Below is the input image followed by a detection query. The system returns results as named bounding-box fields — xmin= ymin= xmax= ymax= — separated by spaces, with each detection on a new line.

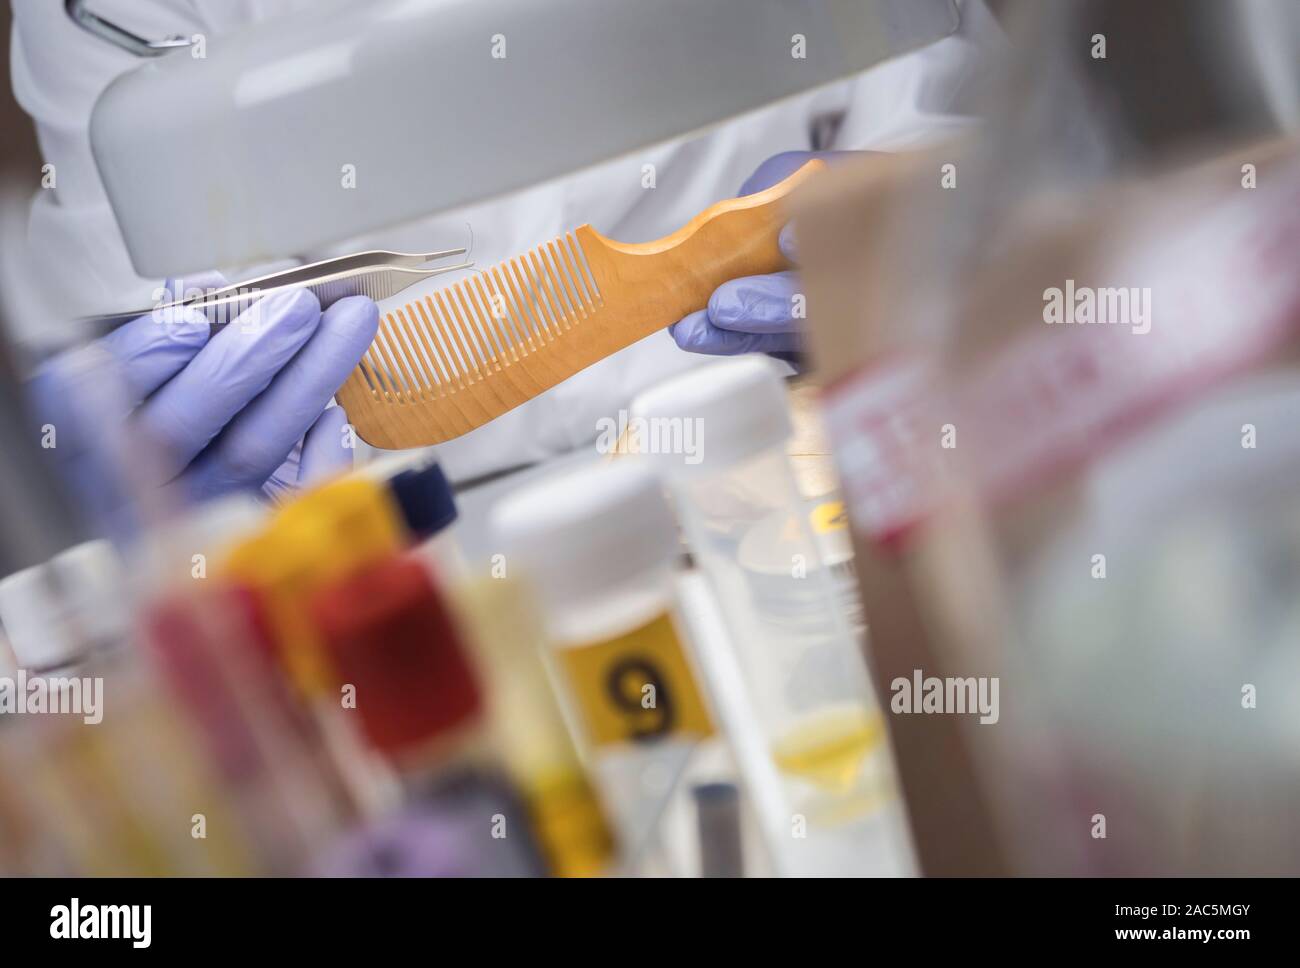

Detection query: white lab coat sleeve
xmin=4 ymin=0 xmax=318 ymax=335
xmin=832 ymin=0 xmax=1006 ymax=153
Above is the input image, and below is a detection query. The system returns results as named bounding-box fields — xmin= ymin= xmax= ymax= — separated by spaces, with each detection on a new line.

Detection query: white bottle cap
xmin=490 ymin=461 xmax=679 ymax=606
xmin=629 ymin=356 xmax=791 ymax=477
xmin=52 ymin=539 xmax=129 ymax=649
xmin=0 ymin=561 xmax=76 ymax=670
xmin=0 ymin=540 xmax=130 ymax=670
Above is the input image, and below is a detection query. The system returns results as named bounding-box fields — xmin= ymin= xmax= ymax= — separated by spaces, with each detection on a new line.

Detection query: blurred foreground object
xmin=795 ymin=0 xmax=1300 ymax=874
xmin=492 ymin=462 xmax=722 ymax=874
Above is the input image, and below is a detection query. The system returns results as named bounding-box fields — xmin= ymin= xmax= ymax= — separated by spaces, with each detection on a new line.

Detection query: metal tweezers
xmin=80 ymin=248 xmax=474 ymax=335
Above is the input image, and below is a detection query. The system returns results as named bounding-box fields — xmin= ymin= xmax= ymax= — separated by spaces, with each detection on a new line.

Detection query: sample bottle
xmin=222 ymin=476 xmax=412 ymax=819
xmin=385 ymin=460 xmax=465 ymax=576
xmin=631 ymin=357 xmax=902 ymax=875
xmin=224 ymin=476 xmax=407 ymax=698
xmin=358 ymin=454 xmax=464 ymax=574
xmin=311 ymin=554 xmax=545 ymax=876
xmin=0 ymin=540 xmax=128 ymax=673
xmin=490 ymin=461 xmax=721 ymax=869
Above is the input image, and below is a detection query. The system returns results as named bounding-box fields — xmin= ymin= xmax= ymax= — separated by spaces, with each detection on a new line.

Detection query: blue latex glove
xmin=668 ymin=150 xmax=852 ymax=361
xmin=33 ymin=272 xmax=378 ymax=514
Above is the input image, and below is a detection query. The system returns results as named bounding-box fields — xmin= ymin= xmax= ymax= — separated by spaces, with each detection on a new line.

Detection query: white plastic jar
xmin=490 ymin=460 xmax=722 ymax=870
xmin=631 ymin=357 xmax=905 ymax=874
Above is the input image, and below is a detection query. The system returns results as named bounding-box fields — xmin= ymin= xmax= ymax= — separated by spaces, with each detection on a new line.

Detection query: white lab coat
xmin=7 ymin=0 xmax=999 ymax=483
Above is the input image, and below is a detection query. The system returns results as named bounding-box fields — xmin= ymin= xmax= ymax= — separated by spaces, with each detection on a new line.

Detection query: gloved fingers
xmin=298 ymin=405 xmax=354 ymax=487
xmin=738 ymin=150 xmax=846 ymax=195
xmin=89 ymin=272 xmax=228 ymax=409
xmin=707 ymin=272 xmax=802 ymax=334
xmin=778 ymin=223 xmax=797 ymax=263
xmin=26 ymin=344 xmax=139 ymax=521
xmin=257 ymin=404 xmax=349 ymax=504
xmin=260 ymin=442 xmax=303 ymax=506
xmin=135 ymin=288 xmax=323 ymax=483
xmin=668 ymin=309 xmax=802 ymax=356
xmin=180 ymin=295 xmax=376 ymax=495
xmin=98 ymin=310 xmax=210 ymax=409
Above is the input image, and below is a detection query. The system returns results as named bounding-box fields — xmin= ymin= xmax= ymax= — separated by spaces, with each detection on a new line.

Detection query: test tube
xmin=140 ymin=583 xmax=353 ymax=873
xmin=693 ymin=782 xmax=745 ymax=878
xmin=453 ymin=574 xmax=618 ymax=876
xmin=631 ymin=357 xmax=904 ymax=875
xmin=8 ymin=661 xmax=257 ymax=875
xmin=490 ymin=461 xmax=722 ymax=870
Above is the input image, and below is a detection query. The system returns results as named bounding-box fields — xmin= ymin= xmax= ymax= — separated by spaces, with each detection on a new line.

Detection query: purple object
xmin=312 ymin=810 xmax=481 ymax=878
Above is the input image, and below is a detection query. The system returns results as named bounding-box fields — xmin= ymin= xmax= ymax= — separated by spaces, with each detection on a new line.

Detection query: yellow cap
xmin=278 ymin=476 xmax=406 ymax=572
xmin=222 ymin=476 xmax=407 ymax=695
xmin=223 ymin=519 xmax=336 ymax=695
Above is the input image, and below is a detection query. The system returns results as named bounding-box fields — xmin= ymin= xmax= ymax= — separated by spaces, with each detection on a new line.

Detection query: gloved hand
xmin=31 ymin=272 xmax=379 ymax=515
xmin=668 ymin=150 xmax=853 ymax=362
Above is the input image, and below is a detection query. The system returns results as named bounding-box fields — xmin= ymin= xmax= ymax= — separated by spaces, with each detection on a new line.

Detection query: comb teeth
xmin=356 ymin=232 xmax=604 ymax=400
xmin=341 ymin=159 xmax=818 ymax=449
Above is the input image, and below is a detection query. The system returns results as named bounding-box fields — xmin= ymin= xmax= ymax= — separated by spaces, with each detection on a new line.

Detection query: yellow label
xmin=810 ymin=499 xmax=849 ymax=535
xmin=558 ymin=613 xmax=714 ymax=748
xmin=526 ymin=768 xmax=617 ymax=878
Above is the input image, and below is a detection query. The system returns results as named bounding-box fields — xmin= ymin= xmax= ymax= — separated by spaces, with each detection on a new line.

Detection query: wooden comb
xmin=336 ymin=159 xmax=825 ymax=448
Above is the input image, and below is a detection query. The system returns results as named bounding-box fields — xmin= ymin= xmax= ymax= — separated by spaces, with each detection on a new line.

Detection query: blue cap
xmin=388 ymin=463 xmax=457 ymax=538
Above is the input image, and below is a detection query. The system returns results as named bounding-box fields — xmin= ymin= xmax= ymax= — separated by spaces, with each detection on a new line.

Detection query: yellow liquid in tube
xmin=771 ymin=705 xmax=885 ymax=794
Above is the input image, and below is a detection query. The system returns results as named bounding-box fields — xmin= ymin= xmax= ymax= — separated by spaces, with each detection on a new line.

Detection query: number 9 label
xmin=558 ymin=612 xmax=715 ymax=748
